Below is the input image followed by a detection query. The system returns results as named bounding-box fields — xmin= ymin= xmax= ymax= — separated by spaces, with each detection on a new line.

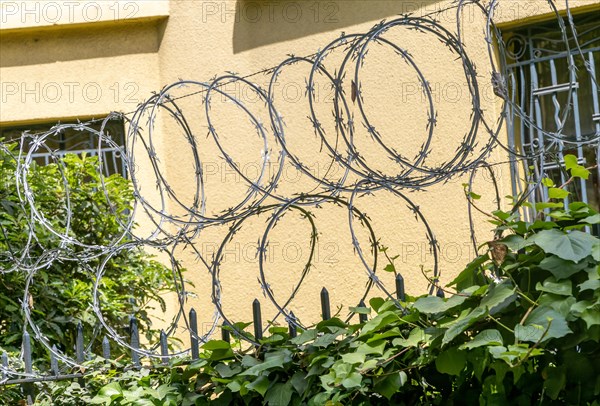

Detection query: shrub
xmin=2 ymin=150 xmax=598 ymax=405
xmin=26 ymin=158 xmax=600 ymax=405
xmin=0 ymin=141 xmax=177 ymax=364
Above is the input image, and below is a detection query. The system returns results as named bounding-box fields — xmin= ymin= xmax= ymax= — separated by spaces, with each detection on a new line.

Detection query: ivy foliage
xmin=0 ymin=142 xmax=178 ymax=363
xmin=2 ymin=154 xmax=599 ymax=405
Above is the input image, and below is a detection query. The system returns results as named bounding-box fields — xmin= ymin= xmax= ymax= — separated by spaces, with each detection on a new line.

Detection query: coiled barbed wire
xmin=1 ymin=0 xmax=598 ymax=380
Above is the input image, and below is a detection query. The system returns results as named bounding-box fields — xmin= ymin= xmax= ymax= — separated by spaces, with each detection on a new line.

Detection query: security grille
xmin=0 ymin=117 xmax=127 ymax=177
xmin=503 ymin=13 xmax=599 ymax=232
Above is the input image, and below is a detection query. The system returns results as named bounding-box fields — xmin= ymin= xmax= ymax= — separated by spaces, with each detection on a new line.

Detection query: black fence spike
xmin=22 ymin=331 xmax=35 ymax=402
xmin=221 ymin=324 xmax=230 ymax=343
xmin=358 ymin=300 xmax=368 ymax=323
xmin=396 ymin=273 xmax=406 ymax=301
xmin=160 ymin=330 xmax=169 ymax=366
xmin=189 ymin=308 xmax=199 ymax=360
xmin=252 ymin=299 xmax=263 ymax=340
xmin=76 ymin=322 xmax=84 ymax=364
xmin=102 ymin=336 xmax=111 ymax=360
xmin=436 ymin=288 xmax=445 ymax=298
xmin=23 ymin=331 xmax=32 ymax=374
xmin=288 ymin=312 xmax=297 ymax=338
xmin=129 ymin=317 xmax=141 ymax=368
xmin=320 ymin=287 xmax=331 ymax=321
xmin=2 ymin=351 xmax=9 ymax=381
xmin=50 ymin=345 xmax=59 ymax=376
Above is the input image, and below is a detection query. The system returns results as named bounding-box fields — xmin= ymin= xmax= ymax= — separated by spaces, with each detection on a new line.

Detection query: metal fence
xmin=1 ymin=278 xmax=418 ymax=404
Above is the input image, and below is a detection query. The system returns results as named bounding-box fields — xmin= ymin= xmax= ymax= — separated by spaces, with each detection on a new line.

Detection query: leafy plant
xmin=0 ymin=141 xmax=179 ymax=365
xmin=3 ymin=153 xmax=599 ymax=405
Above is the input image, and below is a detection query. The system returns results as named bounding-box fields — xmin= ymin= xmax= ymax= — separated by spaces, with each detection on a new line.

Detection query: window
xmin=502 ymin=13 xmax=599 ymax=234
xmin=0 ymin=117 xmax=127 ymax=177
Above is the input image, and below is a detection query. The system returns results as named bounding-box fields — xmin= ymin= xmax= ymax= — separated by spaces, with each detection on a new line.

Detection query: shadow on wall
xmin=0 ymin=18 xmax=167 ymax=68
xmin=232 ymin=0 xmax=446 ymax=53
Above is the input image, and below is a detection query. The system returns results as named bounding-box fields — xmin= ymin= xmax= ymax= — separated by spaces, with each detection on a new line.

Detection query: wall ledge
xmin=0 ymin=0 xmax=169 ymax=34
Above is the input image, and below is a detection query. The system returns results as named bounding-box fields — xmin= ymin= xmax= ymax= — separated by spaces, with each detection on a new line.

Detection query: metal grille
xmin=503 ymin=13 xmax=600 ymax=231
xmin=0 ymin=118 xmax=127 ymax=177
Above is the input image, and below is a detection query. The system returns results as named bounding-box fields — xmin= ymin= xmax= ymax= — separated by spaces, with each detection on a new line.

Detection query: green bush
xmin=0 ymin=142 xmax=178 ymax=365
xmin=20 ymin=156 xmax=599 ymax=405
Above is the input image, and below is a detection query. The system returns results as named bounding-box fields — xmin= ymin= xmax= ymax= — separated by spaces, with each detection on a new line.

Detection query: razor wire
xmin=1 ymin=0 xmax=599 ymax=380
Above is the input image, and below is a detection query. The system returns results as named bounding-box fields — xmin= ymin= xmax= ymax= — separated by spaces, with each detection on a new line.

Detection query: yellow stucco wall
xmin=1 ymin=0 xmax=598 ymax=344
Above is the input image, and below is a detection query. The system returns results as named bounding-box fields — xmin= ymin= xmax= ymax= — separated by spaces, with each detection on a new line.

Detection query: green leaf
xmin=500 ymin=235 xmax=534 ymax=251
xmin=531 ymin=229 xmax=597 ymax=262
xmin=290 ymin=329 xmax=317 ymax=345
xmin=313 ymin=333 xmax=342 ymax=348
xmin=579 ymin=279 xmax=600 ymax=292
xmin=341 ymin=372 xmax=363 ymax=389
xmin=541 ymin=177 xmax=555 ymax=187
xmin=592 ymin=241 xmax=600 ymax=261
xmin=580 ymin=214 xmax=600 ymax=225
xmin=241 ymin=355 xmax=261 ymax=367
xmin=374 ymin=371 xmax=407 ymax=400
xmin=341 ymin=352 xmax=366 ymax=365
xmin=536 ymin=277 xmax=572 ymax=296
xmin=443 ymin=306 xmax=487 ymax=345
xmin=247 ymin=376 xmax=270 ymax=396
xmin=539 ymin=256 xmax=587 ymax=280
xmin=264 ymin=382 xmax=293 ymax=406
xmin=436 ymin=348 xmax=466 ymax=375
xmin=366 ymin=328 xmax=402 ymax=344
xmin=538 ymin=294 xmax=576 ymax=317
xmin=259 ymin=334 xmax=286 ymax=346
xmin=90 ymin=382 xmax=123 ymax=404
xmin=581 ymin=310 xmax=600 ymax=329
xmin=356 ymin=341 xmax=386 ymax=356
xmin=393 ymin=328 xmax=426 ymax=348
xmin=226 ymin=380 xmax=242 ymax=392
xmin=240 ymin=353 xmax=286 ymax=376
xmin=201 ymin=340 xmax=230 ymax=351
xmin=564 ymin=154 xmax=590 ymax=179
xmin=535 ymin=202 xmax=564 ymax=211
xmin=369 ymin=297 xmax=385 ymax=311
xmin=156 ymin=384 xmax=176 ymax=400
xmin=548 ymin=188 xmax=569 ymax=199
xmin=349 ymin=306 xmax=371 ymax=315
xmin=290 ymin=371 xmax=308 ymax=396
xmin=460 ymin=329 xmax=503 ymax=349
xmin=515 ymin=306 xmax=572 ymax=343
xmin=384 ymin=263 xmax=396 ymax=273
xmin=564 ymin=154 xmax=578 ymax=169
xmin=514 ymin=325 xmax=542 ymax=343
xmin=215 ymin=363 xmax=241 ymax=378
xmin=359 ymin=311 xmax=399 ymax=337
xmin=316 ymin=318 xmax=347 ymax=331
xmin=447 ymin=254 xmax=489 ymax=290
xmin=480 ymin=282 xmax=516 ymax=314
xmin=570 ymin=300 xmax=595 ymax=316
xmin=413 ymin=295 xmax=467 ymax=315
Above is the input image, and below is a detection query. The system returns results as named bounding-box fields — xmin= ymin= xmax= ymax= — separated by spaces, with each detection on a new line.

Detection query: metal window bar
xmin=0 ymin=119 xmax=127 ymax=178
xmin=504 ymin=17 xmax=600 ymax=234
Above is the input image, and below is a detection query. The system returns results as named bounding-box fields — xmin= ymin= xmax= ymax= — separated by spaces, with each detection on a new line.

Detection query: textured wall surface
xmin=1 ymin=0 xmax=598 ymax=341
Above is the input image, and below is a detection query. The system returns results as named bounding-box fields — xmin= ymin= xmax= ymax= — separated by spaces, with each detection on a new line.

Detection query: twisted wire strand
xmin=1 ymin=0 xmax=598 ymax=379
